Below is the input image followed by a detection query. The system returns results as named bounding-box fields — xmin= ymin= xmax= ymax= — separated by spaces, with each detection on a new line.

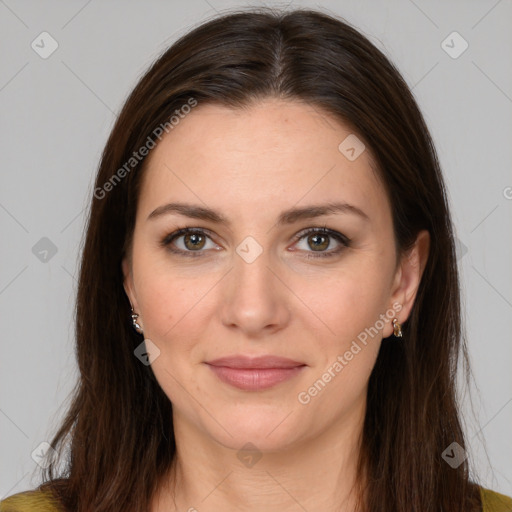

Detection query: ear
xmin=384 ymin=229 xmax=430 ymax=337
xmin=122 ymin=256 xmax=139 ymax=312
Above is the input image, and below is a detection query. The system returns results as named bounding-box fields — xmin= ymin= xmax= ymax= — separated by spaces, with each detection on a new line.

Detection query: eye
xmin=291 ymin=227 xmax=350 ymax=259
xmin=160 ymin=226 xmax=351 ymax=259
xmin=160 ymin=227 xmax=220 ymax=257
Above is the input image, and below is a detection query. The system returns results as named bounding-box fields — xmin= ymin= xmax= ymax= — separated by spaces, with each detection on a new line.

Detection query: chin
xmin=204 ymin=406 xmax=304 ymax=452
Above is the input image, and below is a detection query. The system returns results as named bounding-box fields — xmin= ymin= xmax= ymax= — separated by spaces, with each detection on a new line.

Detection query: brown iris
xmin=308 ymin=233 xmax=329 ymax=251
xmin=184 ymin=233 xmax=206 ymax=251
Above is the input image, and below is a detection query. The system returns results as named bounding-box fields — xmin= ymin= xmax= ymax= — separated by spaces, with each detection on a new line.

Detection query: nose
xmin=220 ymin=248 xmax=292 ymax=339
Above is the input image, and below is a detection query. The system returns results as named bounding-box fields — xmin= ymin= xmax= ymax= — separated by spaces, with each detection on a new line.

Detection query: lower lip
xmin=206 ymin=364 xmax=305 ymax=391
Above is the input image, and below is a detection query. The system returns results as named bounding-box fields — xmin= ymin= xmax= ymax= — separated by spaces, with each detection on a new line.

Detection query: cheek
xmin=296 ymin=268 xmax=389 ymax=410
xmin=132 ymin=242 xmax=213 ymax=340
xmin=137 ymin=277 xmax=200 ymax=344
xmin=137 ymin=279 xmax=176 ymax=338
xmin=297 ymin=263 xmax=390 ymax=343
xmin=135 ymin=272 xmax=208 ymax=403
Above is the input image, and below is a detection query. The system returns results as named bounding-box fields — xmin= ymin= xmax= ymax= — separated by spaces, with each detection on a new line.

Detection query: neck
xmin=152 ymin=398 xmax=367 ymax=512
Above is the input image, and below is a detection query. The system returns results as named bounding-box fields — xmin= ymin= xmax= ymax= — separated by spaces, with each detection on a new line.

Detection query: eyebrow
xmin=147 ymin=201 xmax=369 ymax=226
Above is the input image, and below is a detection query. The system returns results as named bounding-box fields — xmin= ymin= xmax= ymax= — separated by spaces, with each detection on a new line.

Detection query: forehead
xmin=137 ymin=99 xmax=390 ymax=227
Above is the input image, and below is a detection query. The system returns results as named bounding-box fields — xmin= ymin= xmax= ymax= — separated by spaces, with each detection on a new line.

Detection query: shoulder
xmin=0 ymin=489 xmax=63 ymax=512
xmin=480 ymin=486 xmax=512 ymax=512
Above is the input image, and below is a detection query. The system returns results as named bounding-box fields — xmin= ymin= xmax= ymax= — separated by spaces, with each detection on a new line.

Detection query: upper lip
xmin=205 ymin=355 xmax=305 ymax=369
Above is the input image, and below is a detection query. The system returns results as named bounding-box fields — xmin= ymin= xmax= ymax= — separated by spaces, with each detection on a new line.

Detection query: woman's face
xmin=123 ymin=98 xmax=426 ymax=452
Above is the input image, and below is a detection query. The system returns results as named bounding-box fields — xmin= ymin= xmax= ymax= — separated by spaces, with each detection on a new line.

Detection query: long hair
xmin=38 ymin=7 xmax=483 ymax=511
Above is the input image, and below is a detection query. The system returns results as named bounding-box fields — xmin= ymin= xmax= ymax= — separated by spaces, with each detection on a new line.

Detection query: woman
xmin=1 ymin=7 xmax=510 ymax=512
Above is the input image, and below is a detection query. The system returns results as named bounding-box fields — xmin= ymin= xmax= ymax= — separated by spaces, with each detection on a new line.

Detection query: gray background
xmin=1 ymin=0 xmax=511 ymax=499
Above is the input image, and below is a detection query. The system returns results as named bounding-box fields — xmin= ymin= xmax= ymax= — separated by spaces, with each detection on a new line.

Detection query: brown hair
xmin=37 ymin=7 xmax=483 ymax=511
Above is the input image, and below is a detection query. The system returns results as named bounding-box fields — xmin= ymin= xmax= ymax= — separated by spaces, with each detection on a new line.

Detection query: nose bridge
xmin=220 ymin=237 xmax=290 ymax=334
xmin=231 ymin=242 xmax=276 ymax=303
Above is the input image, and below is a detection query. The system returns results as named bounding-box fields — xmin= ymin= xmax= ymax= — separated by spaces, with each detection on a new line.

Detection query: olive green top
xmin=1 ymin=485 xmax=511 ymax=511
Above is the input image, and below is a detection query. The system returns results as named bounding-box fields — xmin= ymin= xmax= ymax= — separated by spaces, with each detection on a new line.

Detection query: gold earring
xmin=392 ymin=318 xmax=402 ymax=337
xmin=131 ymin=306 xmax=143 ymax=334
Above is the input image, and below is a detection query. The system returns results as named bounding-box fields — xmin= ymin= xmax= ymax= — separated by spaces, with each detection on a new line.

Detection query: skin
xmin=122 ymin=98 xmax=430 ymax=512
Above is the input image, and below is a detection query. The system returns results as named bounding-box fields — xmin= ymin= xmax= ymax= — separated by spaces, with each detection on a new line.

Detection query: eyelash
xmin=159 ymin=226 xmax=351 ymax=259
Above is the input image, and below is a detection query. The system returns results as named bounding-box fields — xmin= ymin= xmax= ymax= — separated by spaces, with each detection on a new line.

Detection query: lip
xmin=205 ymin=355 xmax=306 ymax=391
xmin=206 ymin=355 xmax=305 ymax=369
